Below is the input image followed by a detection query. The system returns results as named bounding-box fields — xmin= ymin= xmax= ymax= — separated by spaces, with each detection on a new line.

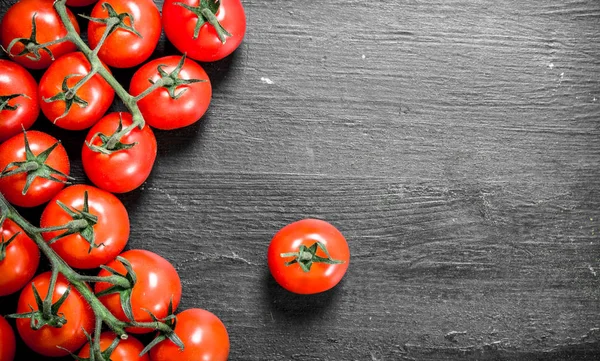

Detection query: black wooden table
xmin=1 ymin=0 xmax=600 ymax=360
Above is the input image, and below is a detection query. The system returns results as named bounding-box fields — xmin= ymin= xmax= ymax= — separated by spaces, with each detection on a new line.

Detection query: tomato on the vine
xmin=0 ymin=315 xmax=16 ymax=361
xmin=0 ymin=60 xmax=39 ymax=143
xmin=39 ymin=52 xmax=114 ymax=130
xmin=129 ymin=55 xmax=212 ymax=130
xmin=162 ymin=0 xmax=246 ymax=62
xmin=40 ymin=184 xmax=130 ymax=269
xmin=78 ymin=331 xmax=149 ymax=361
xmin=95 ymin=249 xmax=181 ymax=334
xmin=0 ymin=0 xmax=80 ymax=69
xmin=150 ymin=308 xmax=229 ymax=361
xmin=16 ymin=272 xmax=95 ymax=357
xmin=267 ymin=219 xmax=350 ymax=294
xmin=0 ymin=131 xmax=71 ymax=208
xmin=0 ymin=219 xmax=39 ymax=297
xmin=82 ymin=112 xmax=157 ymax=193
xmin=87 ymin=0 xmax=161 ymax=68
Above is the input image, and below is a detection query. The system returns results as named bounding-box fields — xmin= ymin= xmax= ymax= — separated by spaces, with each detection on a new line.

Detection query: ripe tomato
xmin=87 ymin=0 xmax=161 ymax=68
xmin=0 ymin=131 xmax=70 ymax=208
xmin=39 ymin=52 xmax=114 ymax=130
xmin=40 ymin=184 xmax=129 ymax=269
xmin=82 ymin=112 xmax=157 ymax=193
xmin=0 ymin=0 xmax=80 ymax=69
xmin=268 ymin=219 xmax=350 ymax=294
xmin=129 ymin=56 xmax=212 ymax=130
xmin=162 ymin=0 xmax=246 ymax=62
xmin=95 ymin=249 xmax=181 ymax=334
xmin=0 ymin=60 xmax=39 ymax=143
xmin=16 ymin=272 xmax=94 ymax=357
xmin=78 ymin=331 xmax=149 ymax=361
xmin=150 ymin=308 xmax=229 ymax=361
xmin=0 ymin=315 xmax=16 ymax=361
xmin=0 ymin=219 xmax=39 ymax=297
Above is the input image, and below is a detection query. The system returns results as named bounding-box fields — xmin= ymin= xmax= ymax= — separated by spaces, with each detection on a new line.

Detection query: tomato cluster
xmin=0 ymin=0 xmax=350 ymax=360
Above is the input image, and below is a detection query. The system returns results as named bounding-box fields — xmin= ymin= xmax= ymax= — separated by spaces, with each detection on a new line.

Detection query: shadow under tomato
xmin=262 ymin=268 xmax=342 ymax=325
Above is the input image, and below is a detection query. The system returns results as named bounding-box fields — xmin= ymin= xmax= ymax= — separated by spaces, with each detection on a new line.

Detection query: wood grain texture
xmin=1 ymin=0 xmax=599 ymax=360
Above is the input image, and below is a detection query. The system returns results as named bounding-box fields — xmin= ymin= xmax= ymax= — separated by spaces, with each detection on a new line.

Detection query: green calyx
xmin=0 ymin=93 xmax=29 ymax=112
xmin=85 ymin=114 xmax=137 ymax=155
xmin=80 ymin=2 xmax=142 ymax=41
xmin=6 ymin=282 xmax=71 ymax=329
xmin=95 ymin=256 xmax=137 ymax=323
xmin=2 ymin=13 xmax=55 ymax=61
xmin=175 ymin=0 xmax=231 ymax=43
xmin=139 ymin=299 xmax=184 ymax=356
xmin=0 ymin=231 xmax=19 ymax=262
xmin=43 ymin=191 xmax=100 ymax=253
xmin=64 ymin=330 xmax=120 ymax=361
xmin=150 ymin=54 xmax=205 ymax=100
xmin=0 ymin=130 xmax=72 ymax=195
xmin=280 ymin=241 xmax=345 ymax=272
xmin=43 ymin=74 xmax=90 ymax=121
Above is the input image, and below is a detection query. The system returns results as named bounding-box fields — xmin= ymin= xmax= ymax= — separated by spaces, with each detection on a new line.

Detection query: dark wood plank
xmin=1 ymin=0 xmax=599 ymax=360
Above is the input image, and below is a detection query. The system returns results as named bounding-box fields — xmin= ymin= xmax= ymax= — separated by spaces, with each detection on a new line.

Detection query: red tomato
xmin=150 ymin=308 xmax=229 ymax=361
xmin=40 ymin=184 xmax=129 ymax=269
xmin=16 ymin=272 xmax=95 ymax=357
xmin=0 ymin=219 xmax=39 ymax=297
xmin=129 ymin=55 xmax=212 ymax=130
xmin=66 ymin=0 xmax=99 ymax=7
xmin=39 ymin=52 xmax=114 ymax=130
xmin=95 ymin=249 xmax=182 ymax=334
xmin=162 ymin=0 xmax=246 ymax=62
xmin=0 ymin=131 xmax=70 ymax=208
xmin=267 ymin=219 xmax=350 ymax=294
xmin=82 ymin=112 xmax=157 ymax=193
xmin=0 ymin=315 xmax=16 ymax=361
xmin=0 ymin=60 xmax=39 ymax=143
xmin=0 ymin=0 xmax=80 ymax=69
xmin=78 ymin=331 xmax=149 ymax=361
xmin=87 ymin=0 xmax=161 ymax=68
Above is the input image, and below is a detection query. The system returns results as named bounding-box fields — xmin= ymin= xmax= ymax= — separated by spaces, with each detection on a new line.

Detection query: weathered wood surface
xmin=1 ymin=0 xmax=599 ymax=360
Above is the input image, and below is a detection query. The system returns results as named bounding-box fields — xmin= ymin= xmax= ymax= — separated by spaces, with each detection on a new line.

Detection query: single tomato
xmin=39 ymin=52 xmax=114 ymax=130
xmin=87 ymin=0 xmax=161 ymax=68
xmin=40 ymin=184 xmax=129 ymax=269
xmin=78 ymin=331 xmax=149 ymax=361
xmin=0 ymin=219 xmax=39 ymax=297
xmin=267 ymin=219 xmax=350 ymax=294
xmin=95 ymin=249 xmax=181 ymax=334
xmin=0 ymin=59 xmax=39 ymax=142
xmin=0 ymin=315 xmax=16 ymax=361
xmin=0 ymin=0 xmax=80 ymax=69
xmin=162 ymin=0 xmax=246 ymax=62
xmin=129 ymin=55 xmax=212 ymax=130
xmin=150 ymin=308 xmax=229 ymax=361
xmin=82 ymin=112 xmax=157 ymax=193
xmin=16 ymin=272 xmax=94 ymax=357
xmin=0 ymin=130 xmax=70 ymax=208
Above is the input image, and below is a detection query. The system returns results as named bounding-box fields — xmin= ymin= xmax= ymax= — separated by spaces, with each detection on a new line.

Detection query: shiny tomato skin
xmin=150 ymin=308 xmax=229 ymax=361
xmin=162 ymin=0 xmax=246 ymax=62
xmin=0 ymin=131 xmax=70 ymax=208
xmin=39 ymin=52 xmax=114 ymax=130
xmin=82 ymin=112 xmax=157 ymax=193
xmin=78 ymin=331 xmax=149 ymax=361
xmin=95 ymin=249 xmax=182 ymax=334
xmin=16 ymin=272 xmax=95 ymax=357
xmin=129 ymin=56 xmax=212 ymax=130
xmin=0 ymin=219 xmax=40 ymax=297
xmin=0 ymin=315 xmax=16 ymax=361
xmin=88 ymin=0 xmax=161 ymax=68
xmin=0 ymin=0 xmax=80 ymax=69
xmin=268 ymin=219 xmax=350 ymax=294
xmin=0 ymin=60 xmax=39 ymax=142
xmin=40 ymin=184 xmax=130 ymax=269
